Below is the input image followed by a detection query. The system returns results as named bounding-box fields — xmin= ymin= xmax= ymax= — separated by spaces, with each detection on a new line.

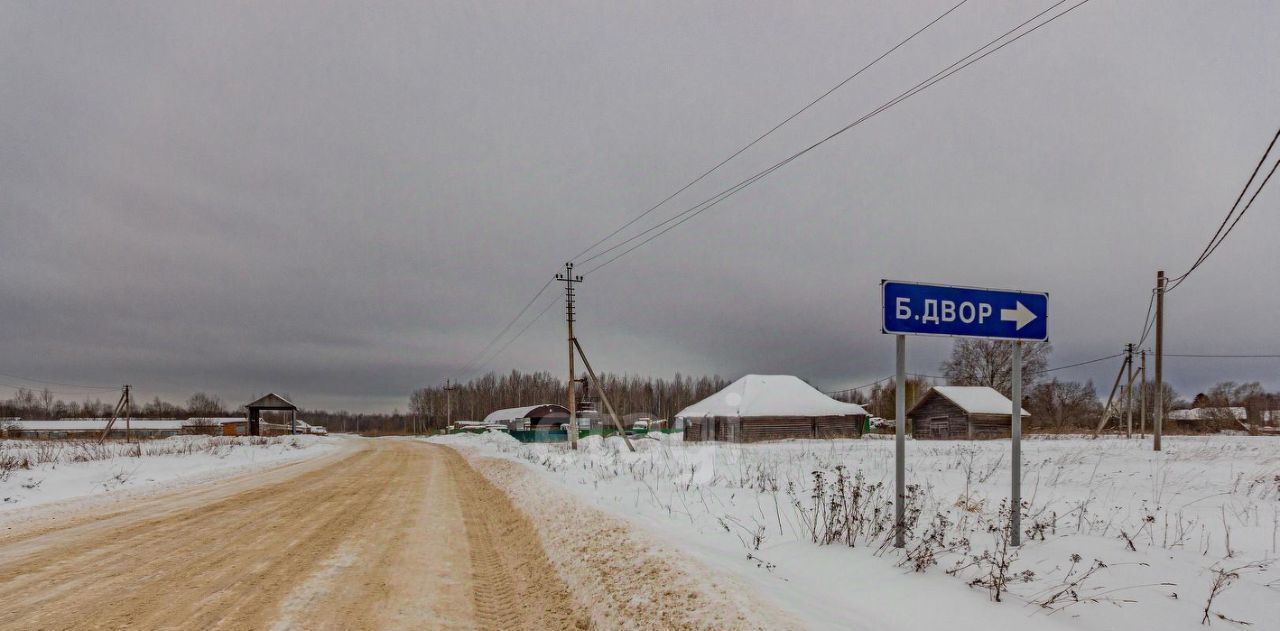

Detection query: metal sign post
xmin=894 ymin=334 xmax=906 ymax=548
xmin=1010 ymin=342 xmax=1022 ymax=546
xmin=881 ymin=280 xmax=1047 ymax=548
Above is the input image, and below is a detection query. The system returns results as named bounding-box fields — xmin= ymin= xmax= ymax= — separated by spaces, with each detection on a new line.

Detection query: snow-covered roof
xmin=186 ymin=417 xmax=246 ymax=424
xmin=1167 ymin=407 xmax=1247 ymax=421
xmin=246 ymin=392 xmax=296 ymax=409
xmin=9 ymin=419 xmax=188 ymax=430
xmin=915 ymin=386 xmax=1029 ymax=416
xmin=675 ymin=375 xmax=867 ymax=419
xmin=482 ymin=404 xmax=569 ymax=424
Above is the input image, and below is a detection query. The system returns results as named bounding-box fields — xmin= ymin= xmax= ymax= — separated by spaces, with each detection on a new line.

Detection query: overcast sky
xmin=2 ymin=1 xmax=1278 ymax=413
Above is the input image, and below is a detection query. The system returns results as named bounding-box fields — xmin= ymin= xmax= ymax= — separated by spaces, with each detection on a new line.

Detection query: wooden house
xmin=677 ymin=375 xmax=867 ymax=443
xmin=907 ymin=386 xmax=1029 ymax=440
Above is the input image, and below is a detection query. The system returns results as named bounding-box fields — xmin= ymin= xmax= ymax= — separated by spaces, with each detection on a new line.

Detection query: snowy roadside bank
xmin=431 ymin=432 xmax=1280 ymax=631
xmin=0 ymin=435 xmax=343 ymax=523
xmin=431 ymin=435 xmax=802 ymax=631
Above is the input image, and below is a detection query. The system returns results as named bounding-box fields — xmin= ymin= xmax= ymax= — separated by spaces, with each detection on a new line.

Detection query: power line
xmin=455 ymin=278 xmax=555 ymax=379
xmin=1167 ymin=125 xmax=1280 ymax=293
xmin=824 ymin=349 xmax=1124 ymax=396
xmin=825 ymin=376 xmax=893 ymax=396
xmin=456 ymin=0 xmax=1097 ymax=379
xmin=1136 ymin=288 xmax=1156 ymax=348
xmin=0 ymin=371 xmax=118 ymax=391
xmin=1035 ymin=353 xmax=1123 ymax=375
xmin=570 ymin=0 xmax=973 ymax=263
xmin=579 ymin=0 xmax=1077 ymax=272
xmin=580 ymin=0 xmax=1093 ymax=275
xmin=0 ymin=382 xmax=118 ymax=397
xmin=1164 ymin=353 xmax=1280 ymax=358
xmin=463 ymin=295 xmax=564 ymax=381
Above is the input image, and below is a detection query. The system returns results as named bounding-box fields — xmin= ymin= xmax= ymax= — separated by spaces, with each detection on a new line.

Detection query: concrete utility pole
xmin=557 ymin=263 xmax=583 ymax=450
xmin=1140 ymin=349 xmax=1147 ymax=438
xmin=1154 ymin=271 xmax=1166 ymax=451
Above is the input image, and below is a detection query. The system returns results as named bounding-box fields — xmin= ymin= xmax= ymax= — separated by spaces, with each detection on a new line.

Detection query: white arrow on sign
xmin=1000 ymin=301 xmax=1037 ymax=330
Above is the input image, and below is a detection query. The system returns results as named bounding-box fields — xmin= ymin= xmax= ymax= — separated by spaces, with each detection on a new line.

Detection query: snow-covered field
xmin=0 ymin=435 xmax=339 ymax=519
xmin=434 ymin=432 xmax=1280 ymax=631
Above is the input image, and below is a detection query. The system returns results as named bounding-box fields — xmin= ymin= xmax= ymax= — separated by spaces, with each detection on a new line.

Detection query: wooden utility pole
xmin=1154 ymin=271 xmax=1166 ymax=451
xmin=573 ymin=338 xmax=635 ymax=452
xmin=1093 ymin=354 xmax=1131 ymax=435
xmin=96 ymin=385 xmax=131 ymax=444
xmin=557 ymin=263 xmax=582 ymax=450
xmin=124 ymin=385 xmax=131 ymax=443
xmin=1124 ymin=343 xmax=1134 ymax=438
xmin=1140 ymin=349 xmax=1147 ymax=438
xmin=444 ymin=380 xmax=458 ymax=429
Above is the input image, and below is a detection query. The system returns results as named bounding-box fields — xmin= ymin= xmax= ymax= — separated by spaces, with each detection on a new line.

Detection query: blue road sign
xmin=881 ymin=280 xmax=1048 ymax=341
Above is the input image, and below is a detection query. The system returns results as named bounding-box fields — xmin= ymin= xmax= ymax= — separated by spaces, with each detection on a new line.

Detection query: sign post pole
xmin=1010 ymin=341 xmax=1022 ymax=547
xmin=881 ymin=280 xmax=1047 ymax=551
xmin=894 ymin=334 xmax=906 ymax=549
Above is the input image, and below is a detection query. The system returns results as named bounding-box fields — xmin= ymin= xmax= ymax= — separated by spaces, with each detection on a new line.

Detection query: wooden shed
xmin=907 ymin=386 xmax=1029 ymax=440
xmin=677 ymin=375 xmax=867 ymax=443
xmin=245 ymin=393 xmax=299 ymax=436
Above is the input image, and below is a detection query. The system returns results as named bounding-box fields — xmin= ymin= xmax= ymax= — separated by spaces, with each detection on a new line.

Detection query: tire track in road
xmin=440 ymin=444 xmax=589 ymax=631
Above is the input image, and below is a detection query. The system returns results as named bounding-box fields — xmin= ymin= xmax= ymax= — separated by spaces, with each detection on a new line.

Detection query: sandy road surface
xmin=0 ymin=439 xmax=586 ymax=630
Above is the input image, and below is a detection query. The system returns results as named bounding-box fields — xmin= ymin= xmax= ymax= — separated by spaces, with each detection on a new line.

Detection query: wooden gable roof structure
xmin=244 ymin=392 xmax=298 ymax=436
xmin=907 ymin=386 xmax=1028 ymax=440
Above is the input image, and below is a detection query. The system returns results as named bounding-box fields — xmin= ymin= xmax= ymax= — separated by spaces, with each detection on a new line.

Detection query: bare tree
xmin=1027 ymin=379 xmax=1100 ymax=432
xmin=940 ymin=339 xmax=1052 ymax=397
xmin=186 ymin=392 xmax=227 ymax=417
xmin=40 ymin=387 xmax=55 ymax=419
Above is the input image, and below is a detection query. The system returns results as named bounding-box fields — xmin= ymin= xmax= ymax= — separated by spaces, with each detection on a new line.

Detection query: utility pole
xmin=1154 ymin=271 xmax=1166 ymax=451
xmin=97 ymin=385 xmax=131 ymax=445
xmin=1140 ymin=349 xmax=1147 ymax=438
xmin=573 ymin=339 xmax=635 ymax=452
xmin=1125 ymin=343 xmax=1134 ymax=438
xmin=557 ymin=263 xmax=583 ymax=450
xmin=444 ymin=380 xmax=458 ymax=429
xmin=1093 ymin=353 xmax=1131 ymax=435
xmin=124 ymin=385 xmax=132 ymax=444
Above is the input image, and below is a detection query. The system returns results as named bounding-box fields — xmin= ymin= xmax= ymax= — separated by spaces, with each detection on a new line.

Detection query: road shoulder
xmin=440 ymin=442 xmax=803 ymax=630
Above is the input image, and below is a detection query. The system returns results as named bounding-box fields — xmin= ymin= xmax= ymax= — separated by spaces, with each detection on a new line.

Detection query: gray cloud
xmin=3 ymin=1 xmax=1278 ymax=412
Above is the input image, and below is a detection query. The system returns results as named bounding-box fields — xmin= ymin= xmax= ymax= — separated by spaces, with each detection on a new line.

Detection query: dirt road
xmin=0 ymin=439 xmax=587 ymax=630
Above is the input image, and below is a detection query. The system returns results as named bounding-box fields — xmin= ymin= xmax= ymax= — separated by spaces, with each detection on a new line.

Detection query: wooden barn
xmin=907 ymin=386 xmax=1029 ymax=440
xmin=677 ymin=375 xmax=867 ymax=443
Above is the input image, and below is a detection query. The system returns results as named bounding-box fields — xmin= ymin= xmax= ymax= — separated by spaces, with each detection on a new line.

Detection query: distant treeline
xmin=6 ymin=355 xmax=1273 ymax=437
xmin=0 ymin=388 xmax=231 ymax=420
xmin=408 ymin=370 xmax=733 ymax=432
